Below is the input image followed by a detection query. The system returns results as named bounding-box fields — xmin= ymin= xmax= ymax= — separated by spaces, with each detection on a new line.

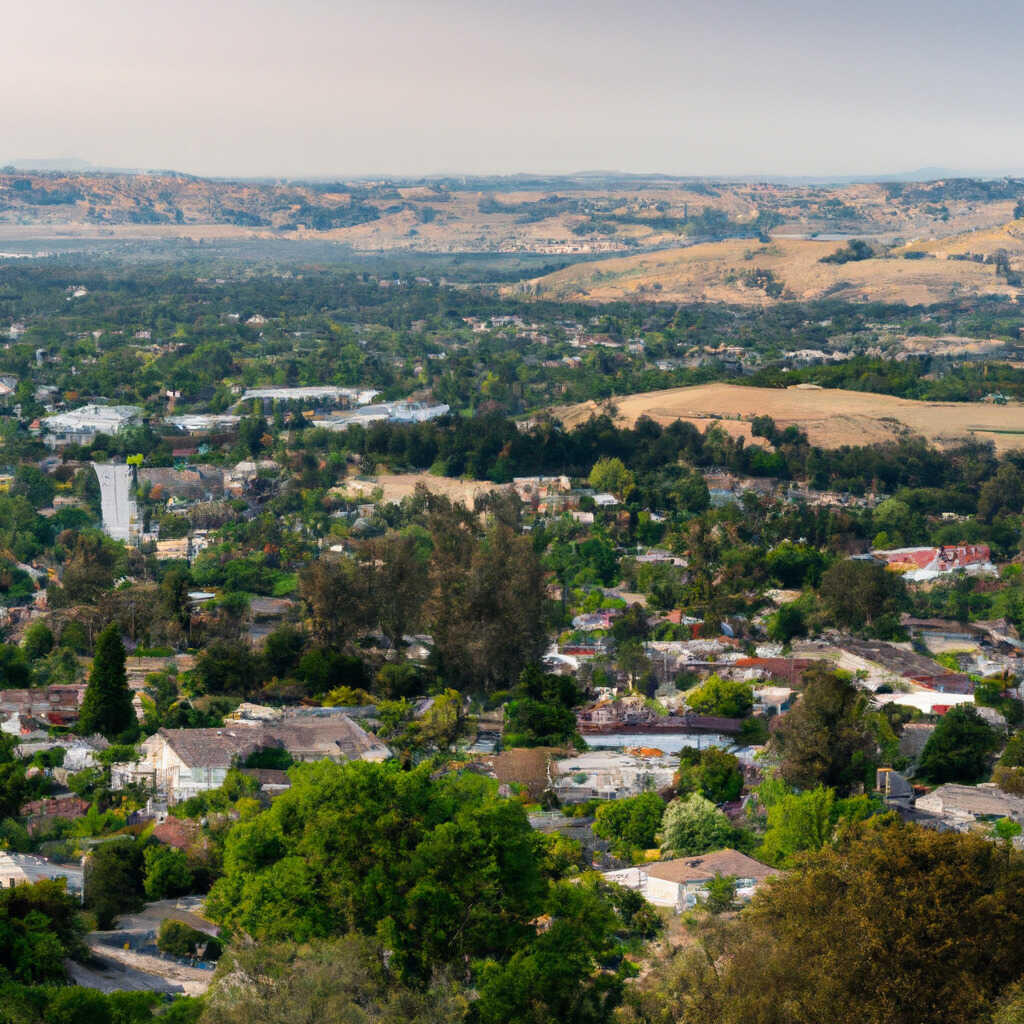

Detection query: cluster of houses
xmin=32 ymin=386 xmax=448 ymax=451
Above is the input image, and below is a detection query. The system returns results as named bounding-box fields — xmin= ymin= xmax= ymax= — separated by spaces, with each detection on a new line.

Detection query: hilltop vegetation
xmin=2 ymin=171 xmax=1023 ymax=257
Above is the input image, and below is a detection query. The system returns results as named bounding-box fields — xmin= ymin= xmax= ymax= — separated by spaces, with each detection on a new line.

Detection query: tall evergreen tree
xmin=78 ymin=623 xmax=134 ymax=738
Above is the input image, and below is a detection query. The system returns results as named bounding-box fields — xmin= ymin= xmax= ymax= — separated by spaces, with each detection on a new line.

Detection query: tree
xmin=84 ymin=838 xmax=145 ymax=929
xmin=429 ymin=517 xmax=546 ymax=692
xmin=193 ymin=638 xmax=259 ymax=695
xmin=589 ymin=457 xmax=635 ymax=501
xmin=768 ymin=600 xmax=807 ymax=643
xmin=202 ymin=935 xmax=468 ymax=1024
xmin=819 ymin=558 xmax=906 ymax=631
xmin=918 ymin=705 xmax=999 ymax=784
xmin=143 ymin=845 xmax=194 ymax=901
xmin=299 ymin=557 xmax=369 ymax=649
xmin=0 ymin=878 xmax=86 ymax=983
xmin=701 ymin=872 xmax=737 ymax=914
xmin=695 ymin=747 xmax=744 ymax=803
xmin=759 ymin=786 xmax=835 ymax=865
xmin=0 ymin=644 xmax=31 ymax=687
xmin=623 ymin=823 xmax=1024 ymax=1024
xmin=593 ymin=793 xmax=665 ymax=857
xmin=78 ymin=623 xmax=135 ymax=739
xmin=771 ymin=668 xmax=876 ymax=795
xmin=362 ymin=533 xmax=430 ymax=650
xmin=685 ymin=674 xmax=753 ymax=718
xmin=21 ymin=621 xmax=53 ymax=661
xmin=205 ymin=761 xmax=546 ymax=981
xmin=661 ymin=794 xmax=736 ymax=856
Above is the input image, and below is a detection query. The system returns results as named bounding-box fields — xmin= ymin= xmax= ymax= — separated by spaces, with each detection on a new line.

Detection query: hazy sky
xmin=4 ymin=0 xmax=1023 ymax=179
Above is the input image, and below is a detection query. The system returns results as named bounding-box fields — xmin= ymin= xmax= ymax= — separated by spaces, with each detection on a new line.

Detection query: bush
xmin=157 ymin=918 xmax=221 ymax=960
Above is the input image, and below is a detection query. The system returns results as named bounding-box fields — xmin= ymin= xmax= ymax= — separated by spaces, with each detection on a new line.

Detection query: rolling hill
xmin=552 ymin=382 xmax=1024 ymax=452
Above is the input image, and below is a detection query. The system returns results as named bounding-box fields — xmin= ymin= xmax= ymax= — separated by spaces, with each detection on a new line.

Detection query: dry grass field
xmin=553 ymin=382 xmax=1024 ymax=452
xmin=527 ymin=235 xmax=1022 ymax=306
xmin=335 ymin=472 xmax=507 ymax=505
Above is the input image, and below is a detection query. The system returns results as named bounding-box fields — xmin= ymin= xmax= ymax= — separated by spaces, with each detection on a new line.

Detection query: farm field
xmin=552 ymin=382 xmax=1024 ymax=451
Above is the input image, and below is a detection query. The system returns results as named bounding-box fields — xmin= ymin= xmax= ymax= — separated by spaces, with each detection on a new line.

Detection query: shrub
xmin=157 ymin=919 xmax=221 ymax=960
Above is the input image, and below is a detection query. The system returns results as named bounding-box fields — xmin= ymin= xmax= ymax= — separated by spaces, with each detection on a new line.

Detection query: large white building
xmin=42 ymin=404 xmax=142 ymax=448
xmin=241 ymin=386 xmax=380 ymax=405
xmin=93 ymin=463 xmax=142 ymax=544
xmin=311 ymin=401 xmax=450 ymax=431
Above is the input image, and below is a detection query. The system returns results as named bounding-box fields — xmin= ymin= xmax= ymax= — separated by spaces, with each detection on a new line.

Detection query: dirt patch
xmin=553 ymin=382 xmax=1024 ymax=452
xmin=336 ymin=472 xmax=508 ymax=506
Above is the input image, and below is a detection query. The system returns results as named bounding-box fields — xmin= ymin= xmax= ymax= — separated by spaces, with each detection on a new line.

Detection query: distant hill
xmin=5 ymin=158 xmax=98 ymax=172
xmin=0 ymin=169 xmax=1022 ymax=258
xmin=523 ymin=216 xmax=1024 ymax=306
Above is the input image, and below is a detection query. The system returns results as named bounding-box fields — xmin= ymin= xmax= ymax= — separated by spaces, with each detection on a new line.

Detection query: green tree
xmin=759 ymin=785 xmax=835 ymax=865
xmin=624 ymin=823 xmax=1024 ymax=1024
xmin=819 ymin=558 xmax=906 ymax=631
xmin=0 ymin=878 xmax=86 ymax=983
xmin=201 ymin=935 xmax=468 ymax=1024
xmin=205 ymin=761 xmax=546 ymax=981
xmin=21 ymin=621 xmax=54 ymax=661
xmin=84 ymin=838 xmax=145 ymax=929
xmin=592 ymin=793 xmax=665 ymax=857
xmin=768 ymin=600 xmax=807 ymax=643
xmin=685 ymin=674 xmax=753 ymax=718
xmin=0 ymin=644 xmax=31 ymax=687
xmin=696 ymin=747 xmax=744 ymax=803
xmin=661 ymin=793 xmax=736 ymax=856
xmin=701 ymin=872 xmax=737 ymax=914
xmin=918 ymin=705 xmax=999 ymax=784
xmin=78 ymin=623 xmax=135 ymax=739
xmin=589 ymin=457 xmax=635 ymax=501
xmin=143 ymin=845 xmax=194 ymax=901
xmin=771 ymin=668 xmax=876 ymax=795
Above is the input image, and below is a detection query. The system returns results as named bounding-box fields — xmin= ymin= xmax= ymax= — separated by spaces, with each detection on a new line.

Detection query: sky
xmin=4 ymin=0 xmax=1024 ymax=179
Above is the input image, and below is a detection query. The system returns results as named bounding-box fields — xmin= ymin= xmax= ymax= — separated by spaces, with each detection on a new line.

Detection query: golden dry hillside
xmin=526 ymin=234 xmax=1024 ymax=306
xmin=1 ymin=171 xmax=1020 ymax=256
xmin=553 ymin=382 xmax=1024 ymax=452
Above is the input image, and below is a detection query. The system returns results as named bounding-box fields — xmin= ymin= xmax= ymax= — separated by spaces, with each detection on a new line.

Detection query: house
xmin=604 ymin=849 xmax=778 ymax=911
xmin=0 ymin=852 xmax=83 ymax=895
xmin=112 ymin=715 xmax=390 ymax=804
xmin=913 ymin=783 xmax=1024 ymax=825
xmin=550 ymin=750 xmax=679 ymax=803
xmin=752 ymin=686 xmax=795 ymax=715
xmin=41 ymin=404 xmax=142 ymax=448
xmin=870 ymin=544 xmax=996 ymax=582
xmin=0 ymin=684 xmax=86 ymax=728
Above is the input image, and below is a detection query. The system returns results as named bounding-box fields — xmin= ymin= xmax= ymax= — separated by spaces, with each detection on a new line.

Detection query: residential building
xmin=870 ymin=544 xmax=996 ymax=582
xmin=604 ymin=849 xmax=778 ymax=911
xmin=41 ymin=405 xmax=142 ymax=448
xmin=112 ymin=715 xmax=390 ymax=804
xmin=241 ymin=385 xmax=380 ymax=405
xmin=914 ymin=783 xmax=1024 ymax=825
xmin=549 ymin=750 xmax=679 ymax=803
xmin=0 ymin=852 xmax=83 ymax=895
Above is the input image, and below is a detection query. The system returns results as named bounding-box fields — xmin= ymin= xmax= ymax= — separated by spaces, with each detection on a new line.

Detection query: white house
xmin=604 ymin=849 xmax=779 ymax=911
xmin=112 ymin=716 xmax=390 ymax=804
xmin=0 ymin=852 xmax=83 ymax=895
xmin=42 ymin=404 xmax=142 ymax=448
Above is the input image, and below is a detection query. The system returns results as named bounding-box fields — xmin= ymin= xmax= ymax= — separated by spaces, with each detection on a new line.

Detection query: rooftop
xmin=643 ymin=849 xmax=778 ymax=885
